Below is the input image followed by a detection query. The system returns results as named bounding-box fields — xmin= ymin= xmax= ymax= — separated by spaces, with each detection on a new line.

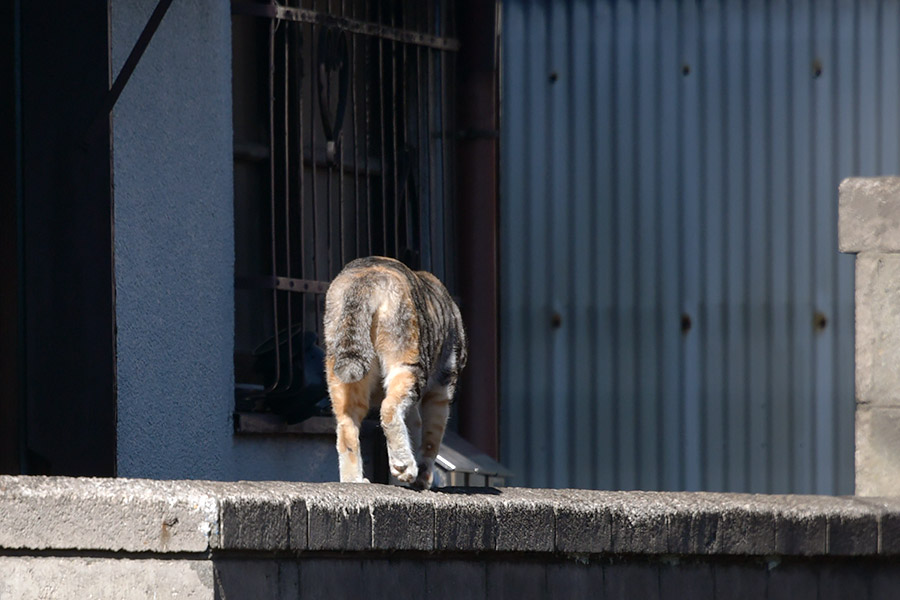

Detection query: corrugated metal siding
xmin=499 ymin=0 xmax=898 ymax=494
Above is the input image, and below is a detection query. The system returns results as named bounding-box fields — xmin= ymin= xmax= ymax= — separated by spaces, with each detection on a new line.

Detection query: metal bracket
xmin=82 ymin=0 xmax=175 ymax=147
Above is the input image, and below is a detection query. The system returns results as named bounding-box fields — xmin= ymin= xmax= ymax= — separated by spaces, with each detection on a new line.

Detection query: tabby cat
xmin=323 ymin=256 xmax=467 ymax=489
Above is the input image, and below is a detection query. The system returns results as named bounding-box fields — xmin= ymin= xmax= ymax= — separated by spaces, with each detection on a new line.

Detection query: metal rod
xmin=392 ymin=18 xmax=400 ymax=259
xmin=311 ymin=20 xmax=322 ymax=332
xmin=236 ymin=275 xmax=331 ymax=295
xmin=311 ymin=21 xmax=319 ymax=282
xmin=352 ymin=31 xmax=360 ymax=258
xmin=338 ymin=43 xmax=346 ymax=270
xmin=364 ymin=32 xmax=373 ymax=256
xmin=291 ymin=18 xmax=306 ymax=288
xmin=267 ymin=19 xmax=281 ymax=393
xmin=426 ymin=42 xmax=436 ymax=275
xmin=416 ymin=6 xmax=428 ymax=272
xmin=440 ymin=22 xmax=449 ymax=282
xmin=283 ymin=21 xmax=294 ymax=390
xmin=294 ymin=18 xmax=307 ymax=356
xmin=378 ymin=34 xmax=388 ymax=255
xmin=84 ymin=0 xmax=175 ymax=146
xmin=232 ymin=1 xmax=461 ymax=52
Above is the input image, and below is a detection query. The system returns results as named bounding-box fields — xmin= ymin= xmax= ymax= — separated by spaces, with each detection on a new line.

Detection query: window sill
xmin=233 ymin=413 xmax=337 ymax=435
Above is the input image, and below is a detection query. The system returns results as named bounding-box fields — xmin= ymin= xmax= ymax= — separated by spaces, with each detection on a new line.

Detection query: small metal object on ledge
xmin=435 ymin=431 xmax=513 ymax=487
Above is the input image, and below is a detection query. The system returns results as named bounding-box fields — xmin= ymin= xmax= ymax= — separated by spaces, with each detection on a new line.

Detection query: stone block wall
xmin=839 ymin=177 xmax=900 ymax=496
xmin=1 ymin=477 xmax=899 ymax=598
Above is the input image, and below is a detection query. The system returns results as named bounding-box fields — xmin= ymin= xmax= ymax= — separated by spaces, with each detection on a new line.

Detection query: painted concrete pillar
xmin=839 ymin=177 xmax=900 ymax=496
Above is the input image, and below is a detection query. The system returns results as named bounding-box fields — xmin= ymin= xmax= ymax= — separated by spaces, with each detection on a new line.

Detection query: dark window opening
xmin=231 ymin=0 xmax=459 ymax=431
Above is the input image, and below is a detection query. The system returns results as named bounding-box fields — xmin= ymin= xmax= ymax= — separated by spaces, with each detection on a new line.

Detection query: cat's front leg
xmin=413 ymin=386 xmax=452 ymax=490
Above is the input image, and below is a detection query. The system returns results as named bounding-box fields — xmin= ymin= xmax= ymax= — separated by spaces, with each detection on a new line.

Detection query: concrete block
xmin=883 ymin=510 xmax=900 ymax=555
xmin=0 ymin=556 xmax=213 ymax=600
xmin=839 ymin=177 xmax=900 ymax=253
xmin=666 ymin=492 xmax=774 ymax=555
xmin=486 ymin=561 xmax=548 ymax=600
xmin=227 ymin=481 xmax=315 ymax=551
xmin=709 ymin=496 xmax=776 ymax=556
xmin=818 ymin=562 xmax=871 ymax=600
xmin=297 ymin=558 xmax=365 ymax=597
xmin=604 ymin=562 xmax=661 ymax=600
xmin=212 ymin=482 xmax=291 ymax=551
xmin=552 ymin=489 xmax=612 ymax=554
xmin=433 ymin=490 xmax=497 ymax=552
xmin=370 ymin=486 xmax=434 ymax=551
xmin=659 ymin=561 xmax=715 ymax=600
xmin=712 ymin=564 xmax=767 ymax=600
xmin=767 ymin=563 xmax=819 ymax=600
xmin=425 ymin=560 xmax=487 ymax=600
xmin=663 ymin=493 xmax=720 ymax=555
xmin=871 ymin=563 xmax=900 ymax=600
xmin=827 ymin=499 xmax=879 ymax=556
xmin=856 ymin=406 xmax=900 ymax=496
xmin=546 ymin=561 xmax=604 ymax=597
xmin=304 ymin=483 xmax=372 ymax=551
xmin=853 ymin=497 xmax=900 ymax=555
xmin=0 ymin=476 xmax=218 ymax=553
xmin=362 ymin=559 xmax=427 ymax=595
xmin=607 ymin=492 xmax=669 ymax=554
xmin=855 ymin=254 xmax=900 ymax=406
xmin=773 ymin=495 xmax=829 ymax=556
xmin=214 ymin=558 xmax=298 ymax=599
xmin=489 ymin=488 xmax=555 ymax=553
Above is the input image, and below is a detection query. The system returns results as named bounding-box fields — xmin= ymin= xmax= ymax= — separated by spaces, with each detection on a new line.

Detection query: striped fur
xmin=324 ymin=256 xmax=467 ymax=489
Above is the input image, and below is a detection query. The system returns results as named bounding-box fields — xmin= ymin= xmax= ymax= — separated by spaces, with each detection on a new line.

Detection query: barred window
xmin=231 ymin=1 xmax=459 ymax=431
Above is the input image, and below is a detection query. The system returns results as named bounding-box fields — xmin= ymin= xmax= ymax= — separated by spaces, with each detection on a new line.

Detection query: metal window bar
xmin=232 ymin=0 xmax=459 ymax=426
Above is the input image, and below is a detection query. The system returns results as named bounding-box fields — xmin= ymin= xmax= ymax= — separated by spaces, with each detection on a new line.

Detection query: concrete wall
xmin=2 ymin=477 xmax=899 ymax=599
xmin=109 ymin=0 xmax=335 ymax=481
xmin=839 ymin=177 xmax=900 ymax=496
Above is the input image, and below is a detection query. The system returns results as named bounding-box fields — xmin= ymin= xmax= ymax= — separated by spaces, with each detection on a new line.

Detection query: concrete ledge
xmin=839 ymin=177 xmax=900 ymax=253
xmin=0 ymin=557 xmax=214 ymax=599
xmin=2 ymin=476 xmax=899 ymax=558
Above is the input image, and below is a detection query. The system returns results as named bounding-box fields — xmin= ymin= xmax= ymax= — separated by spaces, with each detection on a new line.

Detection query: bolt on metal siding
xmin=500 ymin=0 xmax=899 ymax=494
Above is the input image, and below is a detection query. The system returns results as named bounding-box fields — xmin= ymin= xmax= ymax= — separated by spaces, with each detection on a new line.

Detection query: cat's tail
xmin=324 ymin=290 xmax=377 ymax=384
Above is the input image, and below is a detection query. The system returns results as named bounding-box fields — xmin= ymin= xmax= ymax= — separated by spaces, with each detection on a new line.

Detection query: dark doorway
xmin=0 ymin=0 xmax=116 ymax=476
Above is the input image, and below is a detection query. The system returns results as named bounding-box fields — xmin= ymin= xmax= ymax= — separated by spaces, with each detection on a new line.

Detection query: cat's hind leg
xmin=405 ymin=403 xmax=423 ymax=468
xmin=380 ymin=366 xmax=421 ymax=484
xmin=327 ymin=357 xmax=376 ymax=483
xmin=413 ymin=386 xmax=452 ymax=490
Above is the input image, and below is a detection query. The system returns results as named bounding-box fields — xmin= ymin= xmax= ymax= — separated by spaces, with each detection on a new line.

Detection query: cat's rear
xmin=323 ymin=256 xmax=466 ymax=489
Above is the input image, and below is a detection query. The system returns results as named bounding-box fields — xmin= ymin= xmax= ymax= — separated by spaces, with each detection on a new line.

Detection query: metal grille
xmin=231 ymin=0 xmax=458 ymax=425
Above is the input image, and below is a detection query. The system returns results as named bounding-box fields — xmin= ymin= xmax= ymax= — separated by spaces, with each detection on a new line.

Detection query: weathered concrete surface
xmin=2 ymin=476 xmax=899 ymax=558
xmin=839 ymin=177 xmax=900 ymax=497
xmin=854 ymin=253 xmax=900 ymax=407
xmin=2 ymin=477 xmax=900 ymax=598
xmin=0 ymin=557 xmax=214 ymax=599
xmin=0 ymin=477 xmax=219 ymax=553
xmin=839 ymin=177 xmax=900 ymax=253
xmin=855 ymin=407 xmax=900 ymax=497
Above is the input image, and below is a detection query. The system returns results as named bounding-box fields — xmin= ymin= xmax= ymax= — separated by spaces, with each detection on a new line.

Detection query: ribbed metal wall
xmin=500 ymin=0 xmax=899 ymax=494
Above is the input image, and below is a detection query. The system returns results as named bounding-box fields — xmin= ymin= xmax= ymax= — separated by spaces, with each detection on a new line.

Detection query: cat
xmin=323 ymin=256 xmax=467 ymax=489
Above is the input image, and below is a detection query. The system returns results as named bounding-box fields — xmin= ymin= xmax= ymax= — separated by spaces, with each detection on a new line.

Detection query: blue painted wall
xmin=110 ymin=0 xmax=335 ymax=480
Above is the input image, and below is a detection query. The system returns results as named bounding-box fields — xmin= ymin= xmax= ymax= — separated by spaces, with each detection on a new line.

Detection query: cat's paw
xmin=340 ymin=475 xmax=370 ymax=483
xmin=390 ymin=458 xmax=419 ymax=483
xmin=411 ymin=467 xmax=434 ymax=490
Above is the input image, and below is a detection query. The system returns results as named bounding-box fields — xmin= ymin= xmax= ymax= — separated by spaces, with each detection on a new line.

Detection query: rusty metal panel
xmin=499 ymin=0 xmax=893 ymax=494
